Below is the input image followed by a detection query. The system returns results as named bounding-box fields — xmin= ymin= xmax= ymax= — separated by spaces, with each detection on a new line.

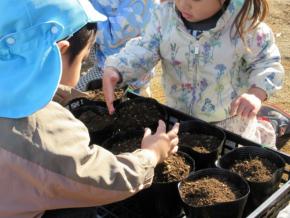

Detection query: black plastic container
xmin=114 ymin=97 xmax=167 ymax=133
xmin=178 ymin=120 xmax=225 ymax=170
xmin=178 ymin=168 xmax=250 ymax=218
xmin=217 ymin=146 xmax=286 ymax=215
xmin=66 ymin=98 xmax=116 ymax=145
xmin=138 ymin=151 xmax=195 ymax=218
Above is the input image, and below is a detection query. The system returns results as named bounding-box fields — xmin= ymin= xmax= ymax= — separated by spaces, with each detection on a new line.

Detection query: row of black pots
xmin=66 ymin=97 xmax=167 ymax=145
xmin=99 ymin=125 xmax=285 ymax=218
xmin=66 ymin=97 xmax=286 ymax=218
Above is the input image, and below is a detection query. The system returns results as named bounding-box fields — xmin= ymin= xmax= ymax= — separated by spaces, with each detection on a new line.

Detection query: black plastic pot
xmin=178 ymin=168 xmax=250 ymax=218
xmin=178 ymin=120 xmax=225 ymax=170
xmin=217 ymin=146 xmax=286 ymax=214
xmin=134 ymin=151 xmax=195 ymax=218
xmin=114 ymin=97 xmax=167 ymax=133
xmin=66 ymin=98 xmax=116 ymax=145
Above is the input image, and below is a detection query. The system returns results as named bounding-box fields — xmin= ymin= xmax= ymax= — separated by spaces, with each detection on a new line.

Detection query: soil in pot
xmin=217 ymin=146 xmax=286 ymax=215
xmin=179 ymin=132 xmax=219 ymax=154
xmin=78 ymin=109 xmax=114 ymax=132
xmin=154 ymin=152 xmax=191 ymax=183
xmin=115 ymin=98 xmax=166 ymax=133
xmin=109 ymin=136 xmax=142 ymax=155
xmin=86 ymin=88 xmax=124 ymax=102
xmin=179 ymin=176 xmax=242 ymax=207
xmin=178 ymin=168 xmax=250 ymax=218
xmin=230 ymin=156 xmax=278 ymax=183
xmin=101 ymin=130 xmax=144 ymax=154
xmin=136 ymin=152 xmax=194 ymax=218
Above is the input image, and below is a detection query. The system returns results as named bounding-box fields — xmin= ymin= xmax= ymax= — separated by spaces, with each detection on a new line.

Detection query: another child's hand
xmin=102 ymin=67 xmax=122 ymax=114
xmin=141 ymin=120 xmax=179 ymax=164
xmin=230 ymin=87 xmax=267 ymax=119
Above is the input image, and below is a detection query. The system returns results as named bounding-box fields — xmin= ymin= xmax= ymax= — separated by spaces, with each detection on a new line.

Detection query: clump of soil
xmin=153 ymin=153 xmax=191 ymax=183
xmin=116 ymin=99 xmax=165 ymax=132
xmin=86 ymin=88 xmax=124 ymax=101
xmin=179 ymin=176 xmax=242 ymax=207
xmin=78 ymin=109 xmax=115 ymax=132
xmin=108 ymin=135 xmax=142 ymax=155
xmin=230 ymin=157 xmax=277 ymax=183
xmin=179 ymin=133 xmax=219 ymax=153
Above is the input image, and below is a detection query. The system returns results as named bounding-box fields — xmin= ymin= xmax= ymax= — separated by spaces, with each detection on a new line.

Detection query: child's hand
xmin=102 ymin=67 xmax=122 ymax=114
xmin=230 ymin=87 xmax=267 ymax=119
xmin=141 ymin=121 xmax=179 ymax=164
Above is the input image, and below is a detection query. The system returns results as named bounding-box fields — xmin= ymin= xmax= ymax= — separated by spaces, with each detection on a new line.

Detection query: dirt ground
xmin=150 ymin=0 xmax=290 ymax=155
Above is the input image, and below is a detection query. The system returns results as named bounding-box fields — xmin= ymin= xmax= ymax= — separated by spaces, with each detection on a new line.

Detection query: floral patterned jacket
xmin=105 ymin=0 xmax=284 ymax=122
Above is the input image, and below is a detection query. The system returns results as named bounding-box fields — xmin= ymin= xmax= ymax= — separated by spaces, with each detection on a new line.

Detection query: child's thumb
xmin=143 ymin=128 xmax=152 ymax=138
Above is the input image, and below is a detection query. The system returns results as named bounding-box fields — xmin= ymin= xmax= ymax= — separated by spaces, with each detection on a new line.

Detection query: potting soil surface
xmin=180 ymin=176 xmax=242 ymax=207
xmin=230 ymin=157 xmax=277 ymax=182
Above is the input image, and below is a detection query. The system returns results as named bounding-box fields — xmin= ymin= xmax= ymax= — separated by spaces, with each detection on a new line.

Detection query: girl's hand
xmin=141 ymin=121 xmax=179 ymax=164
xmin=230 ymin=87 xmax=267 ymax=119
xmin=102 ymin=67 xmax=121 ymax=114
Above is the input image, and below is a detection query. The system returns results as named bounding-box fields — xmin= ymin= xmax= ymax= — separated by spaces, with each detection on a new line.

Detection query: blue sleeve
xmin=90 ymin=0 xmax=154 ymax=68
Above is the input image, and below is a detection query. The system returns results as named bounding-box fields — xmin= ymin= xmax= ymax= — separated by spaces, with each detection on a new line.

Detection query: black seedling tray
xmin=95 ymin=92 xmax=290 ymax=218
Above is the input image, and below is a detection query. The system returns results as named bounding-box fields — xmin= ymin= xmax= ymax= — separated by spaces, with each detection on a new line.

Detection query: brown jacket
xmin=0 ymin=102 xmax=155 ymax=218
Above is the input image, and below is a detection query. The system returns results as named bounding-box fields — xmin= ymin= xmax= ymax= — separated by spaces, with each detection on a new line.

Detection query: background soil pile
xmin=150 ymin=0 xmax=290 ymax=154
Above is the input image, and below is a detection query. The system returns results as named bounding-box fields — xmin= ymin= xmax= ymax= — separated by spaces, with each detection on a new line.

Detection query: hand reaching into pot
xmin=141 ymin=120 xmax=179 ymax=164
xmin=102 ymin=67 xmax=122 ymax=114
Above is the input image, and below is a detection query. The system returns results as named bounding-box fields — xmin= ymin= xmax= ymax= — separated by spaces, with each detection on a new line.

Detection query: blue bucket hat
xmin=0 ymin=0 xmax=106 ymax=118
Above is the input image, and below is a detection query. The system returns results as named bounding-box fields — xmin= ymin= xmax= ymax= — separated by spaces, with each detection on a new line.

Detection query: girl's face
xmin=175 ymin=0 xmax=226 ymax=22
xmin=60 ymin=41 xmax=92 ymax=87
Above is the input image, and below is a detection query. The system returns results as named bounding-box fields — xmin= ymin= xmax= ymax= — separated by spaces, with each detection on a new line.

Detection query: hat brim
xmin=0 ymin=23 xmax=62 ymax=118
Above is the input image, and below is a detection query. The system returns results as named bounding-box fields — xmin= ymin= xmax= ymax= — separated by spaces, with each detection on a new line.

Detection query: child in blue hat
xmin=0 ymin=0 xmax=179 ymax=217
xmin=102 ymin=0 xmax=284 ymax=148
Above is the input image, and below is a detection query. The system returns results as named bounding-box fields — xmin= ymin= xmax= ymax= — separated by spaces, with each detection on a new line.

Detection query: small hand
xmin=102 ymin=67 xmax=121 ymax=114
xmin=230 ymin=93 xmax=262 ymax=118
xmin=141 ymin=120 xmax=179 ymax=164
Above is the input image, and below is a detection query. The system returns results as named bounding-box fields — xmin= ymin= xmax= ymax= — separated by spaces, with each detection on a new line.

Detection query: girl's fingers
xmin=143 ymin=127 xmax=152 ymax=138
xmin=155 ymin=120 xmax=166 ymax=134
xmin=167 ymin=123 xmax=179 ymax=140
xmin=230 ymin=98 xmax=240 ymax=116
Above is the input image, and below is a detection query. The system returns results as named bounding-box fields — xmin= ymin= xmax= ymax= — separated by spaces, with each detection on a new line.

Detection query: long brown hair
xmin=233 ymin=0 xmax=269 ymax=40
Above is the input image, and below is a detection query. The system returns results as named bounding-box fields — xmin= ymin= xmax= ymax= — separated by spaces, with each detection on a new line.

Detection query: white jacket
xmin=105 ymin=0 xmax=284 ymax=122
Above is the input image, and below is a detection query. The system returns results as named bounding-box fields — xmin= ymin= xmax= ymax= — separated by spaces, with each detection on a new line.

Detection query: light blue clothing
xmin=91 ymin=0 xmax=154 ymax=68
xmin=105 ymin=0 xmax=284 ymax=123
xmin=76 ymin=0 xmax=155 ymax=91
xmin=0 ymin=0 xmax=106 ymax=118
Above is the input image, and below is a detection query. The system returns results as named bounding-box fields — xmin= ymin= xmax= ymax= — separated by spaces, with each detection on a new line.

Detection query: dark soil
xmin=230 ymin=157 xmax=277 ymax=183
xmin=116 ymin=99 xmax=165 ymax=132
xmin=78 ymin=109 xmax=114 ymax=132
xmin=86 ymin=88 xmax=124 ymax=102
xmin=179 ymin=132 xmax=219 ymax=153
xmin=179 ymin=176 xmax=242 ymax=207
xmin=153 ymin=153 xmax=191 ymax=183
xmin=107 ymin=135 xmax=142 ymax=155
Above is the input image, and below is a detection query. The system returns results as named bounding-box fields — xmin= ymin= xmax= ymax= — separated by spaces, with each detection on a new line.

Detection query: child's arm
xmin=103 ymin=5 xmax=164 ymax=112
xmin=231 ymin=22 xmax=284 ymax=118
xmin=91 ymin=0 xmax=154 ymax=57
xmin=245 ymin=22 xmax=284 ymax=97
